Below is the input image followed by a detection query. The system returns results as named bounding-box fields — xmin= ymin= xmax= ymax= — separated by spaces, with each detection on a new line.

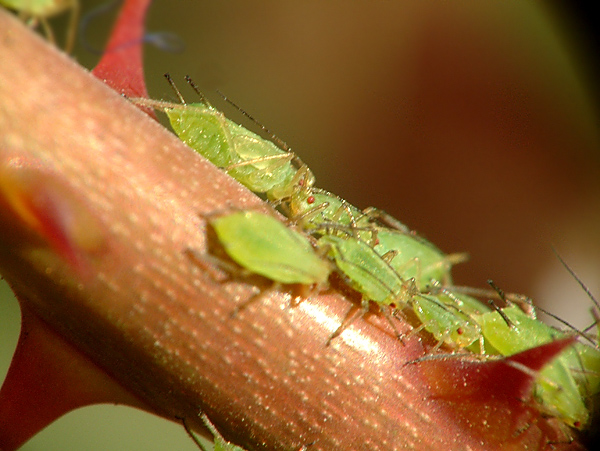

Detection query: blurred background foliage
xmin=1 ymin=0 xmax=599 ymax=449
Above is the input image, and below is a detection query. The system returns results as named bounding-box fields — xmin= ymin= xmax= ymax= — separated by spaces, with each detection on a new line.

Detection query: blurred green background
xmin=1 ymin=0 xmax=599 ymax=449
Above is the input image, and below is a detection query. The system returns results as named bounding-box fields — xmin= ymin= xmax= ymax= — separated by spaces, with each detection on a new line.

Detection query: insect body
xmin=373 ymin=228 xmax=465 ymax=291
xmin=209 ymin=211 xmax=331 ymax=286
xmin=167 ymin=102 xmax=310 ymax=201
xmin=131 ymin=76 xmax=314 ymax=203
xmin=411 ymin=293 xmax=484 ymax=350
xmin=287 ymin=183 xmax=464 ymax=290
xmin=317 ymin=234 xmax=417 ymax=340
xmin=477 ymin=304 xmax=600 ymax=429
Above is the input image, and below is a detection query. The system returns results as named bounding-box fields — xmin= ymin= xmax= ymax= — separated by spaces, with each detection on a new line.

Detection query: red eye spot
xmin=307 ymin=196 xmax=315 ymax=204
xmin=298 ymin=179 xmax=304 ymax=187
xmin=375 ymin=238 xmax=380 ymax=245
xmin=574 ymin=421 xmax=581 ymax=428
xmin=389 ymin=302 xmax=397 ymax=309
xmin=456 ymin=327 xmax=464 ymax=335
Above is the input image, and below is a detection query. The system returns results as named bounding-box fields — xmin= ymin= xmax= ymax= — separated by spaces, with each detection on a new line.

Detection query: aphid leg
xmin=184 ymin=248 xmax=237 ymax=283
xmin=186 ymin=245 xmax=282 ymax=318
xmin=38 ymin=17 xmax=56 ymax=46
xmin=327 ymin=298 xmax=405 ymax=346
xmin=290 ymin=199 xmax=331 ymax=228
xmin=362 ymin=206 xmax=411 ymax=234
xmin=325 ymin=302 xmax=366 ymax=346
xmin=377 ymin=302 xmax=406 ymax=343
xmin=179 ymin=415 xmax=210 ymax=451
xmin=63 ymin=0 xmax=80 ymax=54
xmin=230 ymin=283 xmax=281 ymax=318
xmin=590 ymin=307 xmax=600 ymax=343
xmin=215 ymin=89 xmax=292 ymax=153
xmin=438 ymin=252 xmax=469 ymax=282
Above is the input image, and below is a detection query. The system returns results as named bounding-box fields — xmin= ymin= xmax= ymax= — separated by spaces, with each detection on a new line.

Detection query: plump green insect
xmin=410 ymin=291 xmax=487 ymax=351
xmin=209 ymin=211 xmax=331 ymax=286
xmin=477 ymin=303 xmax=600 ymax=429
xmin=286 ymin=185 xmax=368 ymax=236
xmin=132 ymin=76 xmax=314 ymax=203
xmin=1 ymin=0 xmax=79 ymax=52
xmin=287 ymin=183 xmax=465 ymax=290
xmin=317 ymin=234 xmax=417 ymax=340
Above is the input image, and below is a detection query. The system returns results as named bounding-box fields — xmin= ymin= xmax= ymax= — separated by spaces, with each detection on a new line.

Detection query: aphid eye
xmin=374 ymin=238 xmax=380 ymax=245
xmin=307 ymin=196 xmax=315 ymax=204
xmin=389 ymin=302 xmax=397 ymax=309
xmin=456 ymin=327 xmax=464 ymax=335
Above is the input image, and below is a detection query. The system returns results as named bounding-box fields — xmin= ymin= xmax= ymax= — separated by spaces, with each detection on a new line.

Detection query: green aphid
xmin=288 ymin=186 xmax=362 ymax=230
xmin=373 ymin=228 xmax=466 ymax=291
xmin=183 ymin=413 xmax=247 ymax=451
xmin=411 ymin=292 xmax=484 ymax=350
xmin=1 ymin=0 xmax=79 ymax=52
xmin=317 ymin=234 xmax=417 ymax=340
xmin=132 ymin=77 xmax=313 ymax=202
xmin=209 ymin=211 xmax=331 ymax=286
xmin=478 ymin=304 xmax=600 ymax=429
xmin=287 ymin=184 xmax=464 ymax=289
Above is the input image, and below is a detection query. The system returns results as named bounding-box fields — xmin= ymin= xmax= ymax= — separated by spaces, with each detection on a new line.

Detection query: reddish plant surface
xmin=0 ymin=2 xmax=590 ymax=450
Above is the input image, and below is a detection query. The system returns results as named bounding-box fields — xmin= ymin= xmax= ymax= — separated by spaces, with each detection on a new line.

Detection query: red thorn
xmin=91 ymin=0 xmax=155 ymax=117
xmin=419 ymin=337 xmax=578 ymax=449
xmin=0 ymin=299 xmax=150 ymax=451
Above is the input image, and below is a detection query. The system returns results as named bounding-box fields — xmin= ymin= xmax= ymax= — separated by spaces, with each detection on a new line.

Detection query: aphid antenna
xmin=530 ymin=303 xmax=598 ymax=348
xmin=487 ymin=279 xmax=507 ymax=303
xmin=163 ymin=72 xmax=188 ymax=104
xmin=323 ymin=247 xmax=409 ymax=343
xmin=551 ymin=246 xmax=600 ymax=312
xmin=183 ymin=75 xmax=213 ymax=106
xmin=451 ymin=284 xmax=536 ymax=317
xmin=585 ymin=307 xmax=600 ymax=337
xmin=487 ymin=298 xmax=515 ymax=329
xmin=214 ymin=89 xmax=307 ymax=171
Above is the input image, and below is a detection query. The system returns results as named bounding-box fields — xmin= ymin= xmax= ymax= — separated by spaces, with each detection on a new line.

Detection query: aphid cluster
xmin=131 ymin=77 xmax=600 ymax=433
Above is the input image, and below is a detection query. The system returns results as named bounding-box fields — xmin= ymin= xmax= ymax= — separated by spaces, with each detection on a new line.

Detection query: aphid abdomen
xmin=478 ymin=304 xmax=590 ymax=428
xmin=318 ymin=234 xmax=410 ymax=306
xmin=228 ymin=131 xmax=297 ymax=197
xmin=166 ymin=105 xmax=235 ymax=168
xmin=411 ymin=294 xmax=481 ymax=349
xmin=210 ymin=211 xmax=330 ymax=286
